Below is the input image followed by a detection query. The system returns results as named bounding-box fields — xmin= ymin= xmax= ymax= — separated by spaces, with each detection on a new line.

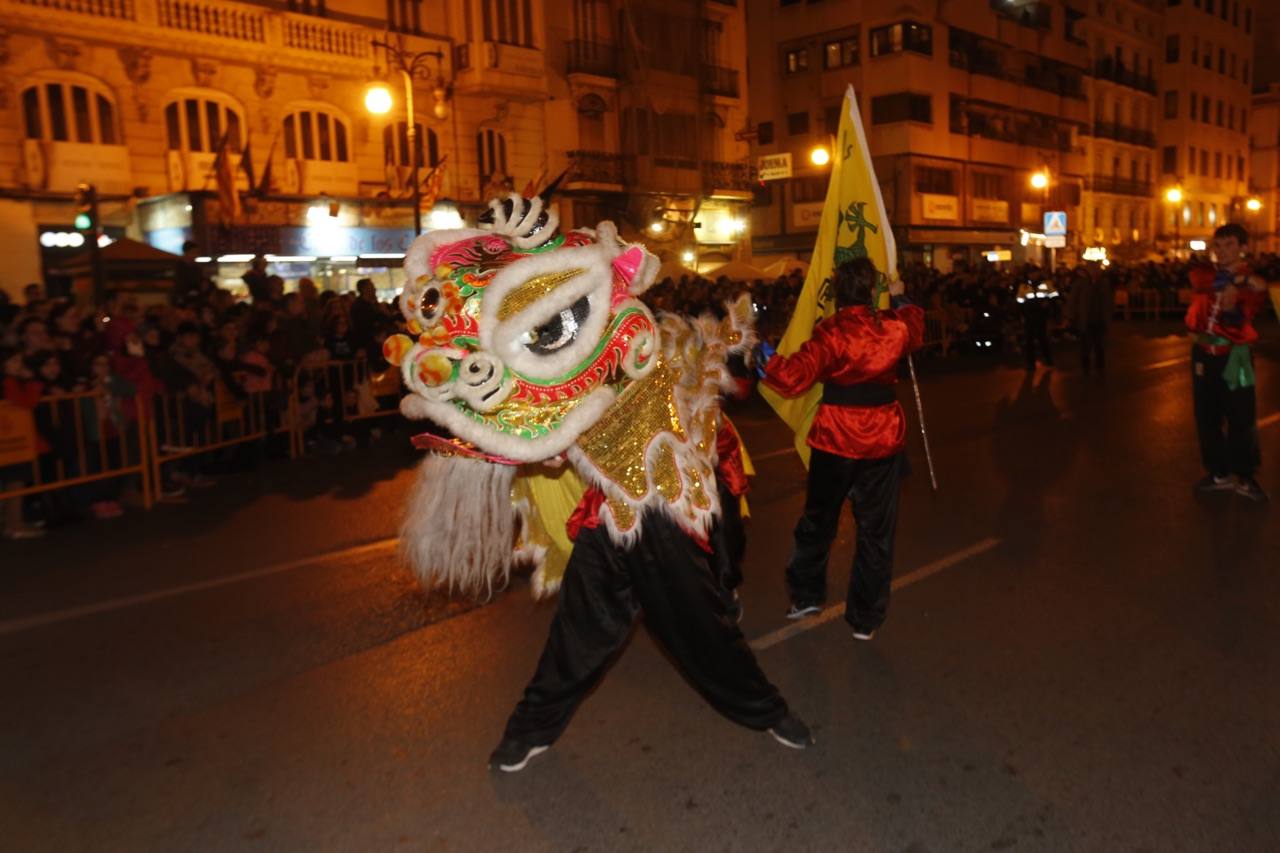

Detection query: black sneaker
xmin=785 ymin=601 xmax=822 ymax=620
xmin=1193 ymin=474 xmax=1236 ymax=493
xmin=769 ymin=713 xmax=814 ymax=749
xmin=851 ymin=627 xmax=876 ymax=641
xmin=721 ymin=589 xmax=744 ymax=625
xmin=488 ymin=737 xmax=550 ymax=773
xmin=1235 ymin=478 xmax=1269 ymax=503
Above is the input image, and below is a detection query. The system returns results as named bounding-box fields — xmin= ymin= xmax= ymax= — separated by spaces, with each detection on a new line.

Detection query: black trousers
xmin=502 ymin=510 xmax=788 ymax=746
xmin=1024 ymin=326 xmax=1054 ymax=369
xmin=1192 ymin=347 xmax=1260 ymax=479
xmin=786 ymin=449 xmax=903 ymax=632
xmin=710 ymin=480 xmax=746 ymax=594
xmin=1079 ymin=323 xmax=1106 ymax=375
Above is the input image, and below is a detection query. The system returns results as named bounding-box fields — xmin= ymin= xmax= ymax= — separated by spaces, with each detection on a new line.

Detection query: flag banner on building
xmin=213 ymin=130 xmax=242 ymax=223
xmin=758 ymin=84 xmax=897 ymax=468
xmin=420 ymin=154 xmax=449 ymax=212
xmin=255 ymin=136 xmax=277 ymax=198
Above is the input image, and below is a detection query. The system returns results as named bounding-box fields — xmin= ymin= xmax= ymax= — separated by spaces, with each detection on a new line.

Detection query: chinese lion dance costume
xmin=383 ymin=193 xmax=806 ymax=771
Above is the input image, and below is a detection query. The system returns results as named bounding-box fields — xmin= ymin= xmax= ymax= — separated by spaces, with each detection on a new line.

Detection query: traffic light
xmin=74 ymin=183 xmax=97 ymax=231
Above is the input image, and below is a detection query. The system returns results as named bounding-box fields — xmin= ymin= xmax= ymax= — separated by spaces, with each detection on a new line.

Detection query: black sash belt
xmin=821 ymin=383 xmax=896 ymax=407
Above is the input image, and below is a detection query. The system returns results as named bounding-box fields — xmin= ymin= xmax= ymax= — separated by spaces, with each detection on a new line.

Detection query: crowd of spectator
xmin=0 ymin=255 xmax=403 ymax=538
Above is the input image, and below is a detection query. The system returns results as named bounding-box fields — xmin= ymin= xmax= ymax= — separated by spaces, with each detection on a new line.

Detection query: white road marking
xmin=1261 ymin=412 xmax=1280 ymax=429
xmin=1143 ymin=356 xmax=1190 ymax=371
xmin=749 ymin=537 xmax=1002 ymax=651
xmin=0 ymin=538 xmax=401 ymax=637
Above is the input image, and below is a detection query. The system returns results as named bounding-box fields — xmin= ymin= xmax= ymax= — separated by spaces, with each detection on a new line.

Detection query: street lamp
xmin=367 ymin=40 xmax=450 ymax=235
xmin=1029 ymin=170 xmax=1050 ymax=191
xmin=1029 ymin=169 xmax=1052 ymax=269
xmin=1164 ymin=185 xmax=1183 ymax=256
xmin=809 ymin=145 xmax=831 ymax=167
xmin=1246 ymin=197 xmax=1262 ymax=212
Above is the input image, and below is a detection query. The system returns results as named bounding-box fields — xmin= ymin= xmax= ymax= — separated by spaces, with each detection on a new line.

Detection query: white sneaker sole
xmin=769 ymin=729 xmax=812 ymax=750
xmin=495 ymin=744 xmax=548 ymax=772
xmin=785 ymin=607 xmax=822 ymax=621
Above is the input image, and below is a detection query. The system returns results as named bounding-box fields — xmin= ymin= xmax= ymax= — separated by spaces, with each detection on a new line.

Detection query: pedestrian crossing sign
xmin=1044 ymin=211 xmax=1068 ymax=236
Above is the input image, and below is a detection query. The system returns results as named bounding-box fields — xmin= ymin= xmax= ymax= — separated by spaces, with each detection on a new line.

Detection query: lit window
xmin=283 ymin=106 xmax=351 ymax=162
xmin=21 ymin=74 xmax=121 ymax=145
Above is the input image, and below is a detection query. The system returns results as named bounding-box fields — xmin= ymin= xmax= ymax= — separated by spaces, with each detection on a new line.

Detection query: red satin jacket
xmin=1185 ymin=262 xmax=1266 ymax=354
xmin=764 ymin=304 xmax=925 ymax=460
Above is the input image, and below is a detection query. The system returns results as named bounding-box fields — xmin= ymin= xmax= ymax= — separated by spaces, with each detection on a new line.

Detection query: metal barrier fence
xmin=922 ymin=309 xmax=951 ymax=355
xmin=0 ymin=390 xmax=152 ymax=509
xmin=288 ymin=358 xmax=402 ymax=456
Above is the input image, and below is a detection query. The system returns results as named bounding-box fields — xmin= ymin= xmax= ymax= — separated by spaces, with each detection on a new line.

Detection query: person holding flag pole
xmin=757 ymin=85 xmax=930 ymax=639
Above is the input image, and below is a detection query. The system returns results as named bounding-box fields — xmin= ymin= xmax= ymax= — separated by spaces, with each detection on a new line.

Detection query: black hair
xmin=176 ymin=321 xmax=201 ymax=338
xmin=832 ymin=257 xmax=880 ymax=308
xmin=1213 ymin=222 xmax=1248 ymax=244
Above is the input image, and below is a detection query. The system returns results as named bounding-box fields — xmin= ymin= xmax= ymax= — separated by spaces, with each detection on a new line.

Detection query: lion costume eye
xmin=420 ymin=285 xmax=444 ymax=323
xmin=521 ymin=296 xmax=591 ymax=355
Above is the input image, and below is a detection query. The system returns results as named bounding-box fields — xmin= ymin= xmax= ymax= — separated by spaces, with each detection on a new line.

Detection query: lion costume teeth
xmin=385 ymin=198 xmax=755 ymax=595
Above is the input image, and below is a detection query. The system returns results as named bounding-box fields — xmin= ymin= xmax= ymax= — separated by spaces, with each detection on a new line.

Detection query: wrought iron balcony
xmin=567 ymin=40 xmax=618 ymax=78
xmin=566 ymin=150 xmax=630 ymax=186
xmin=1092 ymin=121 xmax=1156 ymax=148
xmin=701 ymin=65 xmax=740 ymax=98
xmin=1086 ymin=176 xmax=1154 ymax=197
xmin=1092 ymin=59 xmax=1157 ymax=95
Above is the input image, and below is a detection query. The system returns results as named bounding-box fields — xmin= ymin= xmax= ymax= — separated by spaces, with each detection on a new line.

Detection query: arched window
xmin=476 ymin=128 xmax=508 ymax=188
xmin=21 ymin=73 xmax=121 ymax=145
xmin=383 ymin=121 xmax=439 ymax=168
xmin=164 ymin=91 xmax=244 ymax=153
xmin=283 ymin=105 xmax=351 ymax=163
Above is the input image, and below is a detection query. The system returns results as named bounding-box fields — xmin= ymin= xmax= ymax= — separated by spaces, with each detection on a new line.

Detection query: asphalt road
xmin=2 ymin=323 xmax=1278 ymax=852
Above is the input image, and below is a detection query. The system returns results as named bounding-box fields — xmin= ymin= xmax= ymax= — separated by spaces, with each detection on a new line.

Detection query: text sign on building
xmin=921 ymin=194 xmax=959 ymax=220
xmin=1044 ymin=234 xmax=1066 ymax=248
xmin=757 ymin=152 xmax=792 ymax=181
xmin=1043 ymin=211 xmax=1068 ymax=236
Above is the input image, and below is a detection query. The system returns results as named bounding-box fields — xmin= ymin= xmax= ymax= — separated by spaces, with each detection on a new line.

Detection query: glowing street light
xmin=1029 ymin=170 xmax=1050 ymax=190
xmin=364 ymin=82 xmax=393 ymax=115
xmin=1164 ymin=186 xmax=1183 ymax=204
xmin=809 ymin=145 xmax=831 ymax=167
xmin=1246 ymin=197 xmax=1263 ymax=212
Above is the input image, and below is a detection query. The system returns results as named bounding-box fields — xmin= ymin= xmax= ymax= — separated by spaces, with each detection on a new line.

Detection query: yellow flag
xmin=759 ymin=85 xmax=897 ymax=467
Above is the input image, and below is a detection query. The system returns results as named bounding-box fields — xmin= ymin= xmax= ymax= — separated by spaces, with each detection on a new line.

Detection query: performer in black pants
xmin=761 ymin=258 xmax=924 ymax=640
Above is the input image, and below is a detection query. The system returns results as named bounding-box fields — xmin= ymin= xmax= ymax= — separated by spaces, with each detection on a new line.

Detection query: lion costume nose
xmin=455 ymin=351 xmax=509 ymax=411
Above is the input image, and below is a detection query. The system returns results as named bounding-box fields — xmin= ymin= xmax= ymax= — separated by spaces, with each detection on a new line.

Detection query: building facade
xmin=0 ymin=0 xmax=755 ymax=299
xmin=1157 ymin=0 xmax=1256 ymax=250
xmin=1247 ymin=3 xmax=1280 ymax=252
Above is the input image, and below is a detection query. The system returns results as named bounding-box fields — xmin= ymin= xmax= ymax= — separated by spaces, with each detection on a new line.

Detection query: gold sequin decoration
xmin=462 ymin=394 xmax=583 ymax=439
xmin=607 ymin=497 xmax=637 ymax=532
xmin=498 ymin=268 xmax=585 ymax=321
xmin=686 ymin=463 xmax=711 ymax=510
xmin=651 ymin=443 xmax=683 ymax=502
xmin=577 ymin=359 xmax=686 ymax=500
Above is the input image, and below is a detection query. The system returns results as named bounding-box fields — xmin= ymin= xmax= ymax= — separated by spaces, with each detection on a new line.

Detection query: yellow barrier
xmin=922 ymin=309 xmax=951 ymax=356
xmin=0 ymin=391 xmax=152 ymax=509
xmin=147 ymin=382 xmax=276 ymax=493
xmin=289 ymin=358 xmax=402 ymax=457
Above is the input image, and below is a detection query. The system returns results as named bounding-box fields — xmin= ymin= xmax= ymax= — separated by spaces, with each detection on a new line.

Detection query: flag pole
xmin=905 ymin=354 xmax=938 ymax=492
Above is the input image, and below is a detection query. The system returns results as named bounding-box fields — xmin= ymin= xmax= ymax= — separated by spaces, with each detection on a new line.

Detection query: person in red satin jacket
xmin=1184 ymin=223 xmax=1268 ymax=502
xmin=761 ymin=257 xmax=924 ymax=639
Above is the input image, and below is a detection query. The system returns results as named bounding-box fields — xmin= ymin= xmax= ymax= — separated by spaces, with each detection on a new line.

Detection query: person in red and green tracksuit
xmin=1185 ymin=223 xmax=1269 ymax=502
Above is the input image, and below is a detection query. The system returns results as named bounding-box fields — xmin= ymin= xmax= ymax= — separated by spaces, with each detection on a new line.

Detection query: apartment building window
xmin=757 ymin=121 xmax=774 ymax=145
xmin=1164 ymin=91 xmax=1178 ymax=119
xmin=1245 ymin=7 xmax=1252 ymax=32
xmin=1188 ymin=145 xmax=1196 ymax=174
xmin=476 ymin=128 xmax=508 ymax=186
xmin=823 ymin=34 xmax=859 ymax=69
xmin=387 ymin=0 xmax=421 ymax=34
xmin=1230 ymin=53 xmax=1236 ymax=78
xmin=788 ymin=111 xmax=810 ymax=135
xmin=1202 ymin=95 xmax=1212 ymax=123
xmin=973 ymin=172 xmax=1008 ymax=199
xmin=784 ymin=48 xmax=809 ymax=73
xmin=1232 ymin=0 xmax=1238 ymax=23
xmin=284 ymin=107 xmax=350 ymax=162
xmin=1200 ymin=149 xmax=1208 ymax=173
xmin=481 ymin=0 xmax=535 ymax=47
xmin=1237 ymin=155 xmax=1245 ymax=179
xmin=1228 ymin=104 xmax=1234 ymax=129
xmin=1191 ymin=37 xmax=1198 ymax=64
xmin=1161 ymin=145 xmax=1177 ymax=174
xmin=1226 ymin=157 xmax=1233 ymax=179
xmin=870 ymin=92 xmax=931 ymax=124
xmin=165 ymin=94 xmax=242 ymax=153
xmin=1205 ymin=0 xmax=1213 ymax=12
xmin=1218 ymin=48 xmax=1225 ymax=73
xmin=23 ymin=76 xmax=121 ymax=146
xmin=1244 ymin=61 xmax=1250 ymax=84
xmin=823 ymin=104 xmax=840 ymax=134
xmin=1188 ymin=92 xmax=1197 ymax=120
xmin=1214 ymin=151 xmax=1222 ymax=177
xmin=869 ymin=22 xmax=932 ymax=58
xmin=1216 ymin=100 xmax=1224 ymax=126
xmin=1165 ymin=35 xmax=1179 ymax=62
xmin=791 ymin=176 xmax=827 ymax=203
xmin=1203 ymin=43 xmax=1211 ymax=70
xmin=915 ymin=166 xmax=955 ymax=194
xmin=383 ymin=121 xmax=439 ymax=169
